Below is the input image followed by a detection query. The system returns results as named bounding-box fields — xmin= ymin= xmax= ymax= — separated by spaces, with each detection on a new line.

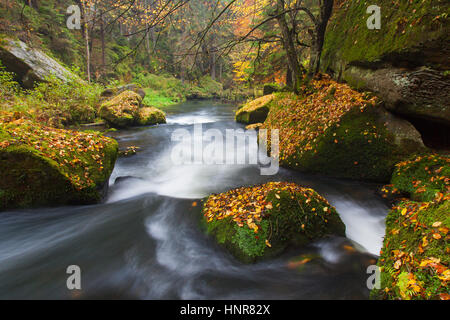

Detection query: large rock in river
xmin=0 ymin=114 xmax=118 ymax=210
xmin=235 ymin=94 xmax=274 ymax=124
xmin=261 ymin=77 xmax=426 ymax=182
xmin=99 ymin=91 xmax=166 ymax=128
xmin=137 ymin=107 xmax=166 ymax=126
xmin=202 ymin=182 xmax=345 ymax=263
xmin=0 ymin=38 xmax=82 ymax=88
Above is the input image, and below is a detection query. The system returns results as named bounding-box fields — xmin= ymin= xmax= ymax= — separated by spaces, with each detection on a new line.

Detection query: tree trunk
xmin=286 ymin=66 xmax=293 ymax=87
xmin=210 ymin=47 xmax=216 ymax=80
xmin=308 ymin=0 xmax=334 ymax=79
xmin=81 ymin=4 xmax=91 ymax=83
xmin=276 ymin=0 xmax=304 ymax=94
xmin=144 ymin=0 xmax=152 ymax=64
xmin=100 ymin=10 xmax=106 ymax=77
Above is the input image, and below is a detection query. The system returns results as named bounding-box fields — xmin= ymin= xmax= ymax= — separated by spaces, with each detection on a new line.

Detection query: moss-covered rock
xmin=202 ymin=182 xmax=345 ymax=263
xmin=0 ymin=116 xmax=118 ymax=210
xmin=261 ymin=77 xmax=426 ymax=182
xmin=322 ymin=1 xmax=449 ymax=72
xmin=99 ymin=91 xmax=142 ymax=128
xmin=235 ymin=94 xmax=274 ymax=124
xmin=137 ymin=107 xmax=166 ymax=126
xmin=390 ymin=154 xmax=450 ymax=202
xmin=321 ymin=0 xmax=450 ymax=125
xmin=372 ymin=199 xmax=449 ymax=300
xmin=99 ymin=90 xmax=166 ymax=128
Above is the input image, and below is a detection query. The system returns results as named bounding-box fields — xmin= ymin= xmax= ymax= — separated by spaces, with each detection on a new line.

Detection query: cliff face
xmin=321 ymin=1 xmax=450 ymax=129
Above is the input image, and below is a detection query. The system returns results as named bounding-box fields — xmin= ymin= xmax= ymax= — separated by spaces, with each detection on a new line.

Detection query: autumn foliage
xmin=374 ymin=154 xmax=450 ymax=300
xmin=0 ymin=111 xmax=118 ymax=209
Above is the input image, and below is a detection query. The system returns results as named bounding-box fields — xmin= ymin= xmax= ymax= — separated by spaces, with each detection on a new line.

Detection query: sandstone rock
xmin=0 ymin=38 xmax=82 ymax=88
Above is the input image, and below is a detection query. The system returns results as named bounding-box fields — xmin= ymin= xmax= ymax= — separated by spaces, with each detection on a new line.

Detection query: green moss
xmin=372 ymin=200 xmax=449 ymax=300
xmin=186 ymin=76 xmax=224 ymax=99
xmin=321 ymin=0 xmax=449 ymax=71
xmin=262 ymin=78 xmax=424 ymax=182
xmin=136 ymin=107 xmax=166 ymax=126
xmin=0 ymin=119 xmax=118 ymax=210
xmin=203 ymin=183 xmax=345 ymax=263
xmin=292 ymin=106 xmax=405 ymax=182
xmin=391 ymin=154 xmax=450 ymax=202
xmin=99 ymin=90 xmax=142 ymax=128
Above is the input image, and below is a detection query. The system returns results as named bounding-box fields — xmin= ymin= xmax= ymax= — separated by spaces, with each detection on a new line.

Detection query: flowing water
xmin=0 ymin=100 xmax=388 ymax=299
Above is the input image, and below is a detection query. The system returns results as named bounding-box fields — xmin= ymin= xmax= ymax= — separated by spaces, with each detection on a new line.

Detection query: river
xmin=0 ymin=100 xmax=388 ymax=299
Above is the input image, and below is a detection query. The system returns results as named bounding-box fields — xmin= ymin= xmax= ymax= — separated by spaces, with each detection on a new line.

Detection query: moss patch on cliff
xmin=321 ymin=0 xmax=449 ymax=71
xmin=202 ymin=182 xmax=345 ymax=263
xmin=0 ymin=112 xmax=118 ymax=210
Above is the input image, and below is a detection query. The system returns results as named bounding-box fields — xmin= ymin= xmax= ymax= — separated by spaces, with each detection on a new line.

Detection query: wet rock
xmin=321 ymin=1 xmax=449 ymax=125
xmin=99 ymin=91 xmax=166 ymax=128
xmin=137 ymin=107 xmax=166 ymax=126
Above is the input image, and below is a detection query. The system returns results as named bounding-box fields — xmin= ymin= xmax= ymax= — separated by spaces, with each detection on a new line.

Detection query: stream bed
xmin=0 ymin=100 xmax=388 ymax=299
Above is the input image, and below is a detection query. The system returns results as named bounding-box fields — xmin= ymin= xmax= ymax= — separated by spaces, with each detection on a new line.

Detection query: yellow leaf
xmin=432 ymin=221 xmax=442 ymax=228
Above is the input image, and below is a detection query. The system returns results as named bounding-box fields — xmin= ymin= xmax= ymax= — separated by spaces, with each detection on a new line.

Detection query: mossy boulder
xmin=261 ymin=78 xmax=426 ymax=182
xmin=0 ymin=116 xmax=118 ymax=210
xmin=202 ymin=182 xmax=345 ymax=263
xmin=137 ymin=107 xmax=166 ymax=126
xmin=321 ymin=1 xmax=450 ymax=125
xmin=99 ymin=90 xmax=166 ymax=128
xmin=235 ymin=94 xmax=274 ymax=124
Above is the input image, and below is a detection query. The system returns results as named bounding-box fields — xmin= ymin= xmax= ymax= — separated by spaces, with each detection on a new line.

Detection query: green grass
xmin=142 ymin=88 xmax=184 ymax=108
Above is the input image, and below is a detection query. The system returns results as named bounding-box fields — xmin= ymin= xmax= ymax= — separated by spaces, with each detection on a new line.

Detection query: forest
xmin=0 ymin=0 xmax=449 ymax=303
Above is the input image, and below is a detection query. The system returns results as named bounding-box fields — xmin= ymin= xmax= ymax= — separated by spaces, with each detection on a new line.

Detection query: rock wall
xmin=321 ymin=0 xmax=450 ymax=126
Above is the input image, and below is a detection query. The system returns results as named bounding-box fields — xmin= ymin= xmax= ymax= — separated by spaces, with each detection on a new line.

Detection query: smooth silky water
xmin=0 ymin=100 xmax=388 ymax=299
